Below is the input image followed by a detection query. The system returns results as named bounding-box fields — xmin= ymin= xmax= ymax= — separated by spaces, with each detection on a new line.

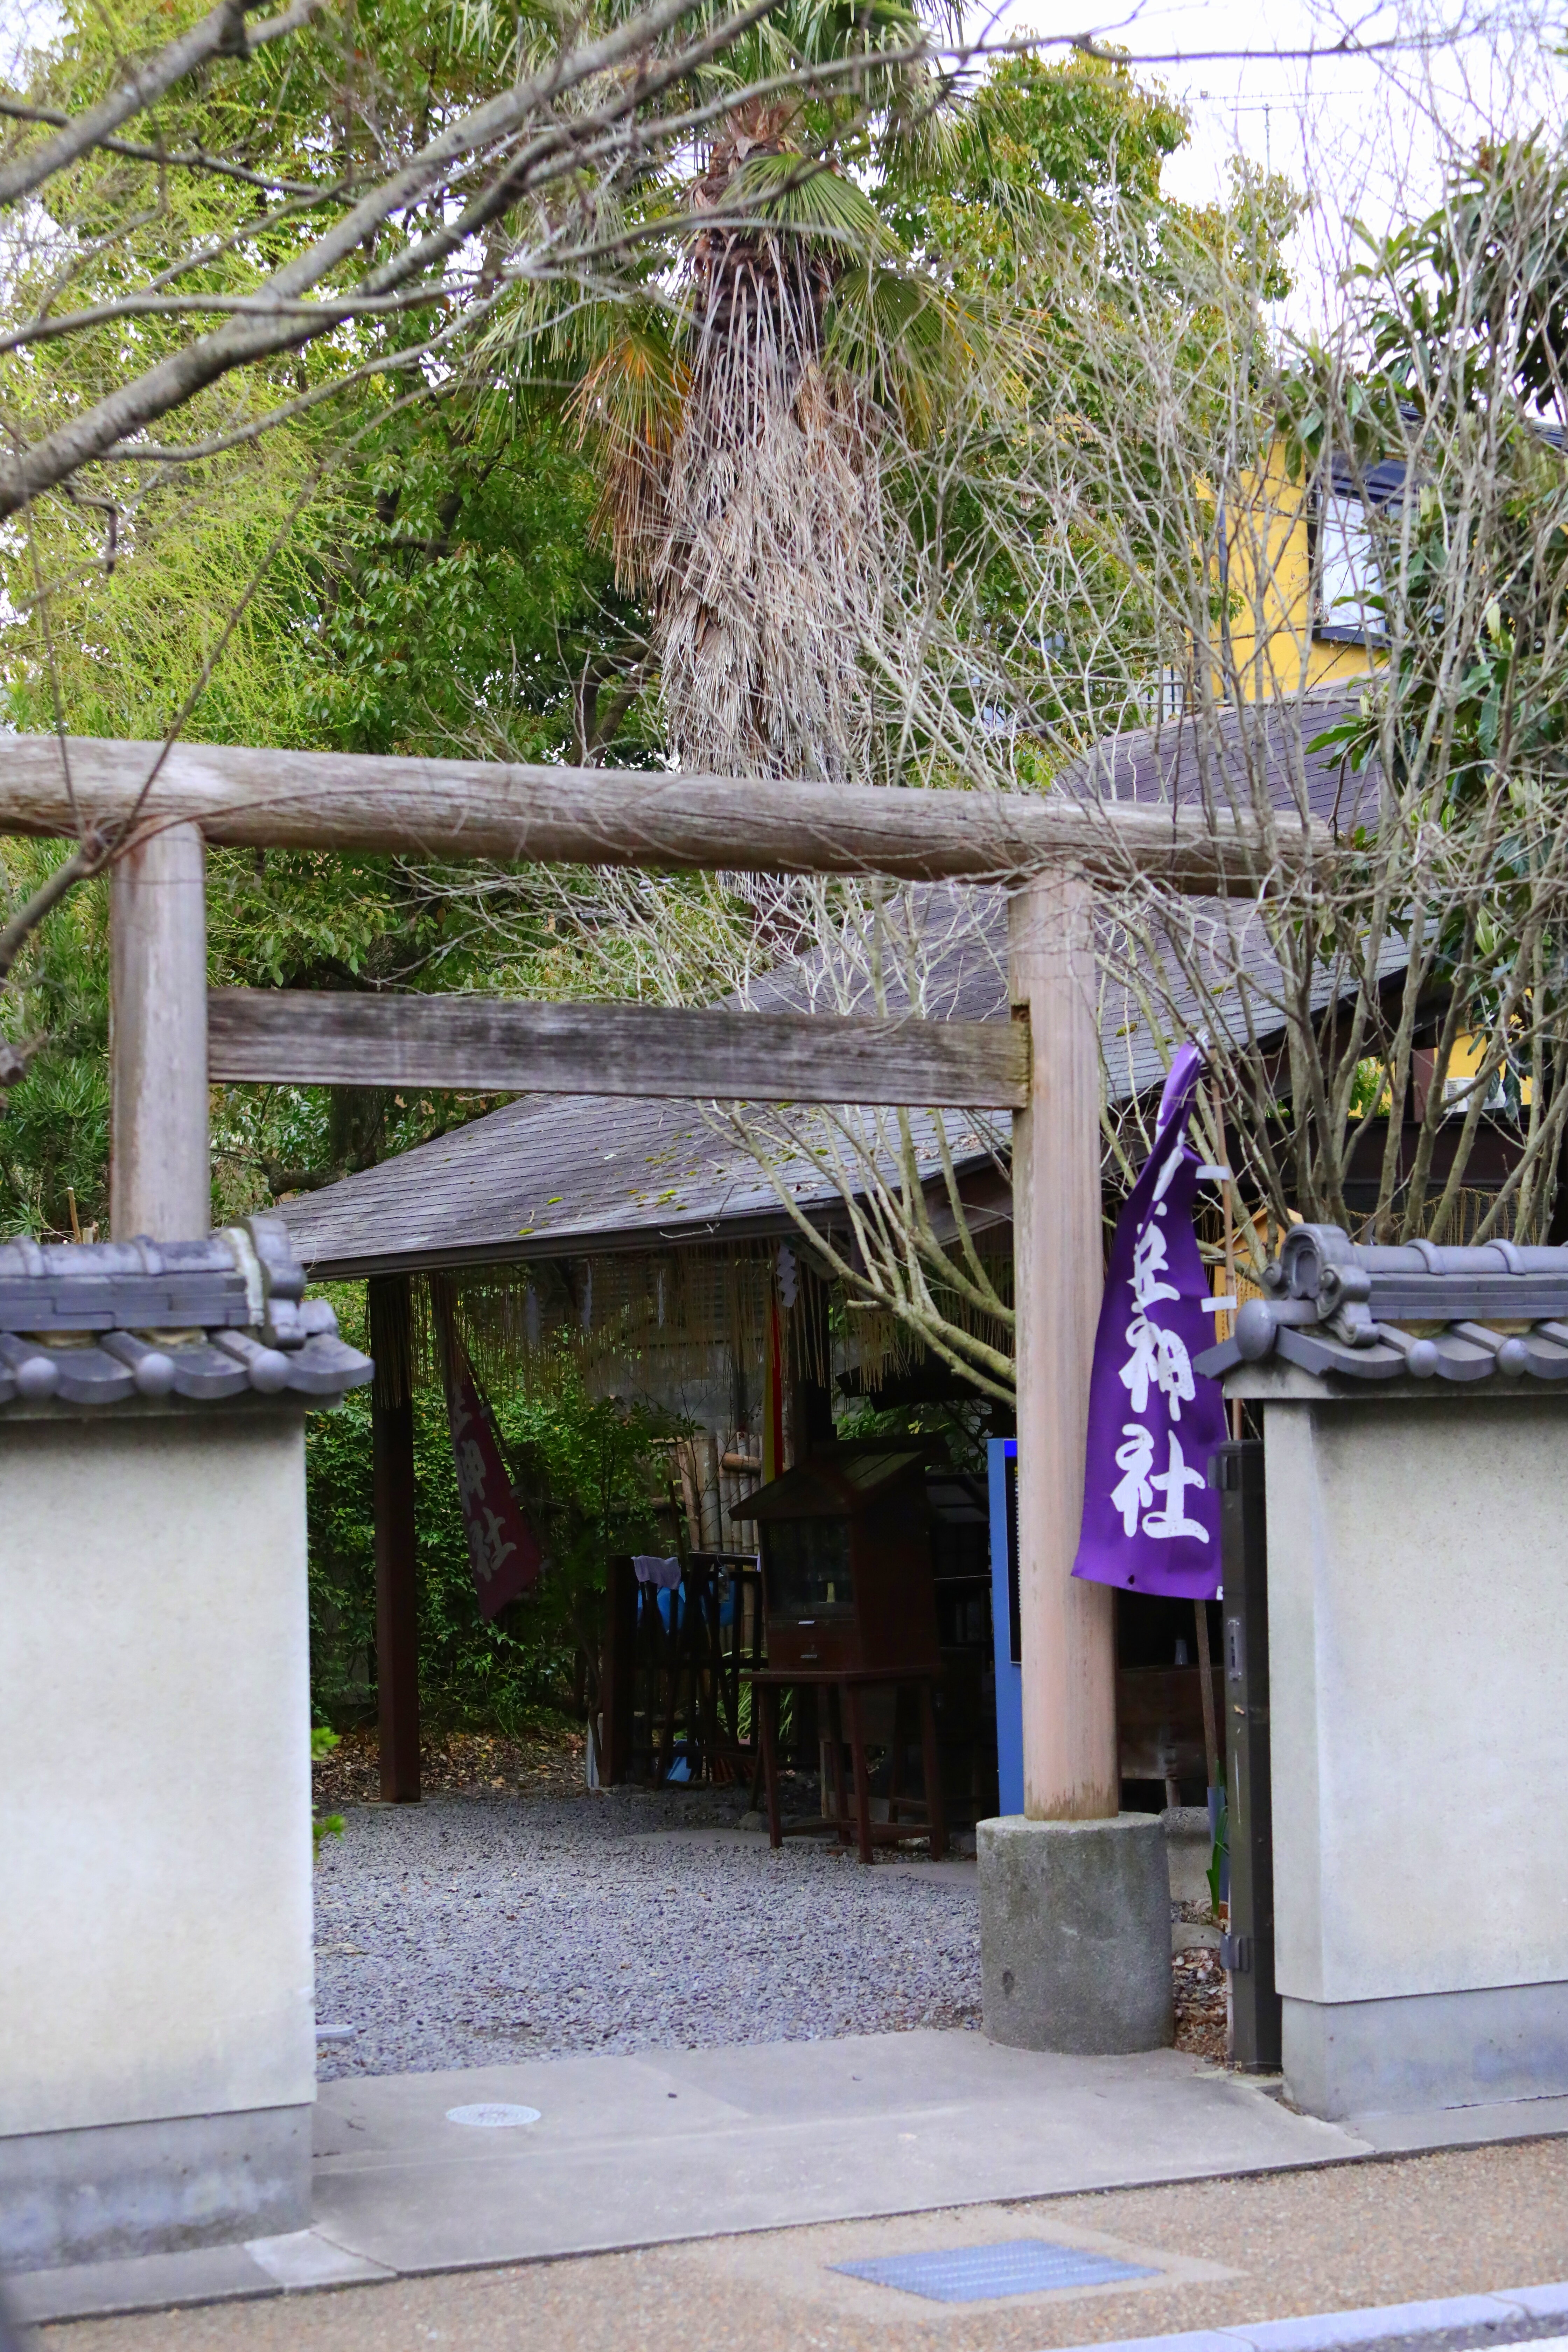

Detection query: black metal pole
xmin=1214 ymin=1438 xmax=1281 ymax=2071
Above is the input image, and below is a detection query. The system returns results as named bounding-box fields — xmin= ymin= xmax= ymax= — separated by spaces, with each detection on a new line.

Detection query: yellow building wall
xmin=1214 ymin=446 xmax=1378 ymax=704
xmin=1202 ymin=453 xmax=1517 ymax=1156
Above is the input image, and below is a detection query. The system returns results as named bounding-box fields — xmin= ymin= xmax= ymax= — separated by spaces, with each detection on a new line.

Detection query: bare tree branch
xmin=0 ymin=0 xmax=322 ymax=206
xmin=0 ymin=0 xmax=779 ymax=518
xmin=0 ymin=93 xmax=338 ymax=193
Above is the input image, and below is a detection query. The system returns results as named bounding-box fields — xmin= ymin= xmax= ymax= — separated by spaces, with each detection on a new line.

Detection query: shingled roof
xmin=280 ymin=688 xmax=1377 ymax=1283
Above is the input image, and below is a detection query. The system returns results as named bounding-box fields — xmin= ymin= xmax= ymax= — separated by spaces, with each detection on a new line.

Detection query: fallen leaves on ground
xmin=1173 ymin=1944 xmax=1228 ymax=2060
xmin=312 ymin=1724 xmax=587 ymax=1808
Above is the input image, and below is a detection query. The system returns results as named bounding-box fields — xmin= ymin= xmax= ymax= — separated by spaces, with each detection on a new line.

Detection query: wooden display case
xmin=729 ymin=1447 xmax=940 ymax=1675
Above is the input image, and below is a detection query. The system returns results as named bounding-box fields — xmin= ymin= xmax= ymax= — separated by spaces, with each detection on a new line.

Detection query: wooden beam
xmin=1009 ymin=868 xmax=1120 ymax=1821
xmin=5 ymin=734 xmax=1324 ymax=894
xmin=208 ymin=989 xmax=1032 ymax=1108
xmin=110 ymin=822 xmax=210 ymax=1239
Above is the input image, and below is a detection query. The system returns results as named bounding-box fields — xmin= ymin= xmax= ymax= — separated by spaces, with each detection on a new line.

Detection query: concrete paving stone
xmin=1354 ymin=2104 xmax=1568 ymax=2158
xmin=30 ymin=2133 xmax=1568 ymax=2352
xmin=1078 ymin=2328 xmax=1568 ymax=2352
xmin=6 ymin=2242 xmax=276 ymax=2327
xmin=1322 ymin=2331 xmax=1568 ymax=2352
xmin=306 ymin=2031 xmax=1367 ymax=2275
xmin=242 ymin=2232 xmax=395 ymax=2291
xmin=1236 ymin=2296 xmax=1529 ymax=2349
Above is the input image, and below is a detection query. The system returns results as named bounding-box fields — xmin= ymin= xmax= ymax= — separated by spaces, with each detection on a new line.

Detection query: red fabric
xmin=439 ymin=1334 xmax=542 ymax=1619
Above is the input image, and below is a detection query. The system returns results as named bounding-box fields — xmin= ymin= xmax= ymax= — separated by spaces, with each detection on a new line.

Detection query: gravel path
xmin=312 ymin=1784 xmax=982 ymax=2080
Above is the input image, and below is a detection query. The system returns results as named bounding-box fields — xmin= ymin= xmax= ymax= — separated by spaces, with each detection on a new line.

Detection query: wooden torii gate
xmin=5 ymin=733 xmax=1314 ymax=1825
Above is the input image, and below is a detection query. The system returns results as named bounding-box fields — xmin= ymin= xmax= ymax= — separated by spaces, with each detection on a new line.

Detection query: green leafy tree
xmin=1284 ymin=135 xmax=1568 ymax=1242
xmin=306 ymin=1343 xmax=677 ymax=1730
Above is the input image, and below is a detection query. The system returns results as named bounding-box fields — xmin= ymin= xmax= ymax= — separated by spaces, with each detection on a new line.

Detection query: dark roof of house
xmin=0 ymin=1217 xmax=371 ymax=1407
xmin=281 ymin=687 xmax=1378 ymax=1283
xmin=1197 ymin=1223 xmax=1568 ymax=1386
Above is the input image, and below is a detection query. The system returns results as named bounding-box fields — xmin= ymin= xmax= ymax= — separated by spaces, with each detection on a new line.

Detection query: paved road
xmin=38 ymin=2134 xmax=1568 ymax=2352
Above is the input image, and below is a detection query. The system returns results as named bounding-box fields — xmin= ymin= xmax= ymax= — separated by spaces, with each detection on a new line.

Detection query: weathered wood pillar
xmin=1008 ymin=867 xmax=1119 ymax=1820
xmin=110 ymin=824 xmax=209 ymax=1238
xmin=369 ymin=1273 xmax=420 ymax=1801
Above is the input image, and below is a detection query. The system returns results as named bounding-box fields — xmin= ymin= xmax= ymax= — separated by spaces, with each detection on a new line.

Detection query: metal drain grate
xmin=833 ymin=2238 xmax=1159 ymax=2304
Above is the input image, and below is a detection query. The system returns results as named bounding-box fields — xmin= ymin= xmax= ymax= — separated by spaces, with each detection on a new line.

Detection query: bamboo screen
xmin=364 ymin=1239 xmax=1013 ymax=1406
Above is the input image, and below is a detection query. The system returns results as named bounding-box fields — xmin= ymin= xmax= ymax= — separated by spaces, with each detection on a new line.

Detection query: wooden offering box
xmin=731 ymin=1447 xmax=940 ymax=1675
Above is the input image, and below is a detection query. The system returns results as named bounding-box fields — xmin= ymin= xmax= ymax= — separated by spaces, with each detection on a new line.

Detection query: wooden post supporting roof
xmin=368 ymin=1274 xmax=420 ymax=1802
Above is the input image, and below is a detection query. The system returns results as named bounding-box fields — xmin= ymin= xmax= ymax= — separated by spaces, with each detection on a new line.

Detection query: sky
xmin=962 ymin=0 xmax=1568 ymax=330
xmin=5 ymin=0 xmax=1564 ymax=334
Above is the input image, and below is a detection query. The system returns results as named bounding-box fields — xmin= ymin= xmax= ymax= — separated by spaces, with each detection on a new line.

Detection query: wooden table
xmin=747 ymin=1667 xmax=947 ymax=1864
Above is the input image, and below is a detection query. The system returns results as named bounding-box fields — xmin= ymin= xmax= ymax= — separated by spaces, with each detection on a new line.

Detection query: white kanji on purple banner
xmin=1073 ymin=1042 xmax=1226 ymax=1598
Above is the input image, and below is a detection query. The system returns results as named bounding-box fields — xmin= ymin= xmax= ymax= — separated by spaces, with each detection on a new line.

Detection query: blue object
xmin=988 ymin=1438 xmax=1023 ymax=1816
xmin=654 ymin=1586 xmax=685 ymax=1631
xmin=834 ymin=2238 xmax=1157 ymax=2304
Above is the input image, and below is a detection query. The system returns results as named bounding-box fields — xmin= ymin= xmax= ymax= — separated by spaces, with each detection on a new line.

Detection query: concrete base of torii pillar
xmin=975 ymin=870 xmax=1172 ymax=2055
xmin=978 ymin=1816 xmax=1173 ymax=2052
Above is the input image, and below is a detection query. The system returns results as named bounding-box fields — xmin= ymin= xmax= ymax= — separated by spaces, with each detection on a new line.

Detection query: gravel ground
xmin=313 ymin=1779 xmax=983 ymax=2079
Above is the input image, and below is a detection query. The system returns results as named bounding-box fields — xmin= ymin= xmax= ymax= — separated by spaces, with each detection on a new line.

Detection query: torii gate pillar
xmin=977 ymin=868 xmax=1173 ymax=2052
xmin=110 ymin=824 xmax=210 ymax=1238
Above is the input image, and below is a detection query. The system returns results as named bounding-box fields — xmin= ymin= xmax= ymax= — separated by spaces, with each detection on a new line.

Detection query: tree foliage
xmin=306 ymin=1337 xmax=677 ymax=1729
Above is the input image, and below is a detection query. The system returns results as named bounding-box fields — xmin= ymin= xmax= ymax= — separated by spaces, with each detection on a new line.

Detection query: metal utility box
xmin=733 ymin=1446 xmax=940 ymax=1676
xmin=1200 ymin=1224 xmax=1568 ymax=2123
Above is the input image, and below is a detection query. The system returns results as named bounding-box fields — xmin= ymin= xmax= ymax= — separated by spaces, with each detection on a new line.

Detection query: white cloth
xmin=632 ymin=1554 xmax=682 ymax=1590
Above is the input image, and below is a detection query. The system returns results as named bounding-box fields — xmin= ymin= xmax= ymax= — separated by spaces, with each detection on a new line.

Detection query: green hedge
xmin=305 ymin=1366 xmax=675 ymax=1733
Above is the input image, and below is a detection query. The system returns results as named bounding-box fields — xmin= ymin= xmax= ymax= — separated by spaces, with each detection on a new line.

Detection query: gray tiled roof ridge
xmin=1197 ymin=1221 xmax=1568 ymax=1386
xmin=0 ymin=1213 xmax=372 ymax=1408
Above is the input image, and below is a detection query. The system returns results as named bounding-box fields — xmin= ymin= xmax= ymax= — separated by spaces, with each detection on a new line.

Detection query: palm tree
xmin=574 ymin=0 xmax=965 ymax=782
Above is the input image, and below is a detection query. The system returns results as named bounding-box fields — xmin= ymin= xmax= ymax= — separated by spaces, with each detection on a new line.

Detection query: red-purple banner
xmin=439 ymin=1334 xmax=543 ymax=1619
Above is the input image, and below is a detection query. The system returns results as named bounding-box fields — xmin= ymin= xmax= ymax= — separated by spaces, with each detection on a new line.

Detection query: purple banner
xmin=1072 ymin=1041 xmax=1226 ymax=1600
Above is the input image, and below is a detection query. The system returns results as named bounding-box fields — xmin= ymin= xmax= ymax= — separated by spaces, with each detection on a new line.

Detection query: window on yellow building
xmin=1314 ymin=457 xmax=1405 ymax=645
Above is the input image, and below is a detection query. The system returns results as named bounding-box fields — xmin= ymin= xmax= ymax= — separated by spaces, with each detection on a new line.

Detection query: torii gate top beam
xmin=2 ymin=734 xmax=1325 ymax=895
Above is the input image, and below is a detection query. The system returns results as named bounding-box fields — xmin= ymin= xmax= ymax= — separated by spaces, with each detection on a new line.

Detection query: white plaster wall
xmin=0 ymin=1408 xmax=316 ymax=2136
xmin=1265 ymin=1395 xmax=1568 ymax=2007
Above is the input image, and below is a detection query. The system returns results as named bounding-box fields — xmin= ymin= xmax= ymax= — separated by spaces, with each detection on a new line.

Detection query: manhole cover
xmin=444 ymin=2102 xmax=542 ymax=2129
xmin=834 ymin=2239 xmax=1158 ymax=2304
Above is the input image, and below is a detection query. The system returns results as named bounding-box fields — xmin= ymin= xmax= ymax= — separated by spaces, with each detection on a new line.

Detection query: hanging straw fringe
xmin=374 ymin=1238 xmax=1013 ymax=1404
